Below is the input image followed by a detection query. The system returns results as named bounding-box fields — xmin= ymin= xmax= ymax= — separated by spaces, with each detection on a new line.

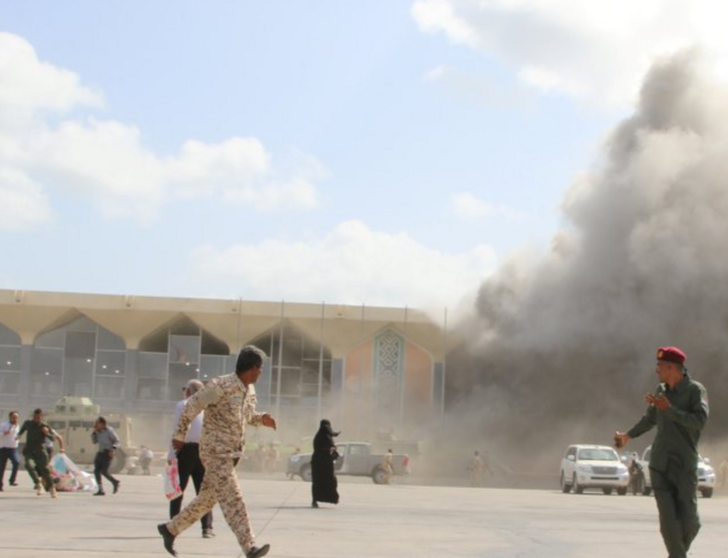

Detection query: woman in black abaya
xmin=310 ymin=419 xmax=340 ymax=508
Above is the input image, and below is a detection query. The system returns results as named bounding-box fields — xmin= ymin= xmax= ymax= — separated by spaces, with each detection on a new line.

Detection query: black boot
xmin=157 ymin=523 xmax=177 ymax=557
xmin=246 ymin=544 xmax=270 ymax=558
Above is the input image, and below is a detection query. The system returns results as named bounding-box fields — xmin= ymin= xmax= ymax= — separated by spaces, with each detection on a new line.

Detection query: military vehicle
xmin=44 ymin=396 xmax=135 ymax=474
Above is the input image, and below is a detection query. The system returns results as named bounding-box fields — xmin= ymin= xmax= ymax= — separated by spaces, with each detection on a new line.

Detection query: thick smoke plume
xmin=444 ymin=50 xmax=728 ymax=470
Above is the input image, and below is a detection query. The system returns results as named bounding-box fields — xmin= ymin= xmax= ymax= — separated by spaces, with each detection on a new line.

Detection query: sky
xmin=2 ymin=0 xmax=727 ymax=315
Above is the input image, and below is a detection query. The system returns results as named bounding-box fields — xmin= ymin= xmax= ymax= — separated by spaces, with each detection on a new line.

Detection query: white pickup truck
xmin=287 ymin=442 xmax=410 ymax=484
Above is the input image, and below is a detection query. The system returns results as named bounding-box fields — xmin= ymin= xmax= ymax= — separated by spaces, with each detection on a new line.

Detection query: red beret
xmin=656 ymin=346 xmax=686 ymax=365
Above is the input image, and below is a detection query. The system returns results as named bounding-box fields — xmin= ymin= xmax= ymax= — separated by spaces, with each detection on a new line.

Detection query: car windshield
xmin=578 ymin=448 xmax=618 ymax=461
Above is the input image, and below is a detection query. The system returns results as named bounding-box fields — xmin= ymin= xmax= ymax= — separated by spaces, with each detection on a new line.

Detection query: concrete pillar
xmin=19 ymin=344 xmax=32 ymax=411
xmin=124 ymin=349 xmax=138 ymax=413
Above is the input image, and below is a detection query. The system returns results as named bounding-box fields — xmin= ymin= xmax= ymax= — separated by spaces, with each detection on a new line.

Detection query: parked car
xmin=638 ymin=446 xmax=715 ymax=498
xmin=560 ymin=444 xmax=629 ymax=495
xmin=287 ymin=441 xmax=410 ymax=484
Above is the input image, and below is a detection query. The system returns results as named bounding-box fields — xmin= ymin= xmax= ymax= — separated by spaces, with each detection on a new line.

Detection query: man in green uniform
xmin=614 ymin=346 xmax=708 ymax=558
xmin=18 ymin=408 xmax=65 ymax=498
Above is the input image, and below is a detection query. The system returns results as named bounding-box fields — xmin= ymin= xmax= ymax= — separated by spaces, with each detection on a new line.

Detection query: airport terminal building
xmin=0 ymin=289 xmax=451 ymax=447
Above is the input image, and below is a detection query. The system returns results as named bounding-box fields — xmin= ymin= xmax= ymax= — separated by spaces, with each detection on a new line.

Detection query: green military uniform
xmin=18 ymin=419 xmax=57 ymax=492
xmin=627 ymin=374 xmax=708 ymax=558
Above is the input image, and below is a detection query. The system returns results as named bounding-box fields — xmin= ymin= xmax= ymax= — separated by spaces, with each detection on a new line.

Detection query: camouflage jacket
xmin=174 ymin=373 xmax=266 ymax=459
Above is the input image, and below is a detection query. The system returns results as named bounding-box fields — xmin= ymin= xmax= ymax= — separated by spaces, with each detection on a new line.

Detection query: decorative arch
xmin=342 ymin=325 xmax=435 ymax=438
xmin=136 ymin=314 xmax=232 ymax=402
xmin=30 ymin=314 xmax=127 ymax=400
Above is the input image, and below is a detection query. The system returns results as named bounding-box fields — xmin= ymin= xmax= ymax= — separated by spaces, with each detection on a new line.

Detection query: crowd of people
xmin=0 ymin=344 xmax=719 ymax=558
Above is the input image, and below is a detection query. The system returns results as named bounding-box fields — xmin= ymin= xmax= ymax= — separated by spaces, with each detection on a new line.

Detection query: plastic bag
xmin=164 ymin=458 xmax=183 ymax=500
xmin=51 ymin=452 xmax=97 ymax=492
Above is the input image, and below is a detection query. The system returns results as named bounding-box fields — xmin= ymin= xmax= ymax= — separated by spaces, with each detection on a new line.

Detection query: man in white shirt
xmin=0 ymin=411 xmax=20 ymax=491
xmin=168 ymin=379 xmax=213 ymax=538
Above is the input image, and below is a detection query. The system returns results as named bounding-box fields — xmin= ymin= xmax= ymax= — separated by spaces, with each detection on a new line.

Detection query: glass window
xmin=96 ymin=350 xmax=126 ymax=377
xmin=64 ymin=356 xmax=94 ymax=397
xmin=199 ymin=354 xmax=228 ymax=380
xmin=0 ymin=371 xmax=20 ymax=394
xmin=169 ymin=335 xmax=200 ymax=365
xmin=138 ymin=352 xmax=167 ymax=380
xmin=95 ymin=376 xmax=124 ymax=399
xmin=136 ymin=378 xmax=166 ymax=401
xmin=168 ymin=362 xmax=198 ymax=400
xmin=30 ymin=347 xmax=63 ymax=396
xmin=65 ymin=331 xmax=96 ymax=359
xmin=0 ymin=323 xmax=20 ymax=345
xmin=270 ymin=367 xmax=303 ymax=398
xmin=0 ymin=346 xmax=21 ymax=372
xmin=35 ymin=328 xmax=65 ymax=349
xmin=97 ymin=327 xmax=125 ymax=350
xmin=66 ymin=316 xmax=97 ymax=332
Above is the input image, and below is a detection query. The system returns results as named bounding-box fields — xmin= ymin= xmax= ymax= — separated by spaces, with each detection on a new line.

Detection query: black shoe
xmin=158 ymin=523 xmax=177 ymax=557
xmin=10 ymin=482 xmax=18 ymax=486
xmin=202 ymin=528 xmax=215 ymax=538
xmin=113 ymin=481 xmax=120 ymax=494
xmin=94 ymin=491 xmax=106 ymax=496
xmin=246 ymin=544 xmax=270 ymax=558
xmin=312 ymin=500 xmax=319 ymax=508
xmin=0 ymin=486 xmax=3 ymax=491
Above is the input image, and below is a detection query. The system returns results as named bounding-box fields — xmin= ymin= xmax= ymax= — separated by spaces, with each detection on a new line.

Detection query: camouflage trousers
xmin=167 ymin=454 xmax=256 ymax=553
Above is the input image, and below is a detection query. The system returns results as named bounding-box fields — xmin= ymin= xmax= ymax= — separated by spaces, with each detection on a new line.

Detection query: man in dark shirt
xmin=614 ymin=346 xmax=708 ymax=558
xmin=18 ymin=408 xmax=65 ymax=498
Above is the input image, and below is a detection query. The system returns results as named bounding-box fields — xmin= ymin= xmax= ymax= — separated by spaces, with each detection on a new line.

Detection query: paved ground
xmin=1 ymin=472 xmax=727 ymax=558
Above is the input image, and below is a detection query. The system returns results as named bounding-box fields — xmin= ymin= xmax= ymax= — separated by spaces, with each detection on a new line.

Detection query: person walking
xmin=91 ymin=416 xmax=121 ymax=495
xmin=168 ymin=379 xmax=214 ymax=538
xmin=381 ymin=448 xmax=394 ymax=484
xmin=18 ymin=409 xmax=64 ymax=498
xmin=157 ymin=345 xmax=276 ymax=558
xmin=139 ymin=446 xmax=154 ymax=475
xmin=0 ymin=411 xmax=20 ymax=491
xmin=614 ymin=346 xmax=708 ymax=558
xmin=311 ymin=419 xmax=340 ymax=508
xmin=469 ymin=450 xmax=490 ymax=487
xmin=627 ymin=452 xmax=645 ymax=495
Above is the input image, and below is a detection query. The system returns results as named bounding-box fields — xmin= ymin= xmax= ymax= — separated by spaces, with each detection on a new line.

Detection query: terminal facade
xmin=0 ymin=289 xmax=451 ymax=448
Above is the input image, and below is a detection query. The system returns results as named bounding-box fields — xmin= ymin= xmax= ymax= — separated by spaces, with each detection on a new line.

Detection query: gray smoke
xmin=443 ymin=49 xmax=728 ymax=470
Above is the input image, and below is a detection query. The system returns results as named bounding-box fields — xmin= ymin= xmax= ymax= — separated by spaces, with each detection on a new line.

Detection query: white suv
xmin=560 ymin=444 xmax=629 ymax=495
xmin=638 ymin=446 xmax=715 ymax=498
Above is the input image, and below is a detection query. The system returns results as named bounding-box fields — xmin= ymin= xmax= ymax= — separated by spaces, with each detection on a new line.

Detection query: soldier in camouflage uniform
xmin=615 ymin=346 xmax=709 ymax=558
xmin=158 ymin=346 xmax=277 ymax=558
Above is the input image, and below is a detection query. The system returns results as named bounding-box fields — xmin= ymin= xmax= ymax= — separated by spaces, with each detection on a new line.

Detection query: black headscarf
xmin=313 ymin=419 xmax=339 ymax=454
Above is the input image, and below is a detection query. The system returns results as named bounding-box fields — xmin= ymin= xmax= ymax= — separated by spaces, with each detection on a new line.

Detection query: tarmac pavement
xmin=1 ymin=472 xmax=727 ymax=558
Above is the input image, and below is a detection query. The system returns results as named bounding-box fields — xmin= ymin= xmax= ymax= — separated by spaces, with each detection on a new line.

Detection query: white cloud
xmin=411 ymin=0 xmax=728 ymax=105
xmin=189 ymin=220 xmax=498 ymax=311
xmin=451 ymin=192 xmax=523 ymax=222
xmin=0 ymin=32 xmax=324 ymax=228
xmin=0 ymin=168 xmax=53 ymax=231
xmin=0 ymin=32 xmax=102 ymax=127
xmin=425 ymin=64 xmax=447 ymax=81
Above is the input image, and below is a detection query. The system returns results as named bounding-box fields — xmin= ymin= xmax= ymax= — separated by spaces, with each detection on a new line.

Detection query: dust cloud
xmin=438 ymin=49 xmax=728 ymax=476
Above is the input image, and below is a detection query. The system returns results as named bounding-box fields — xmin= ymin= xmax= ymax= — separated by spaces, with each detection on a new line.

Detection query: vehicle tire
xmin=642 ymin=485 xmax=652 ymax=496
xmin=617 ymin=487 xmax=627 ymax=496
xmin=372 ymin=466 xmax=389 ymax=485
xmin=701 ymin=488 xmax=713 ymax=498
xmin=573 ymin=473 xmax=584 ymax=494
xmin=602 ymin=487 xmax=613 ymax=495
xmin=300 ymin=463 xmax=312 ymax=482
xmin=560 ymin=472 xmax=571 ymax=493
xmin=109 ymin=449 xmax=126 ymax=474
